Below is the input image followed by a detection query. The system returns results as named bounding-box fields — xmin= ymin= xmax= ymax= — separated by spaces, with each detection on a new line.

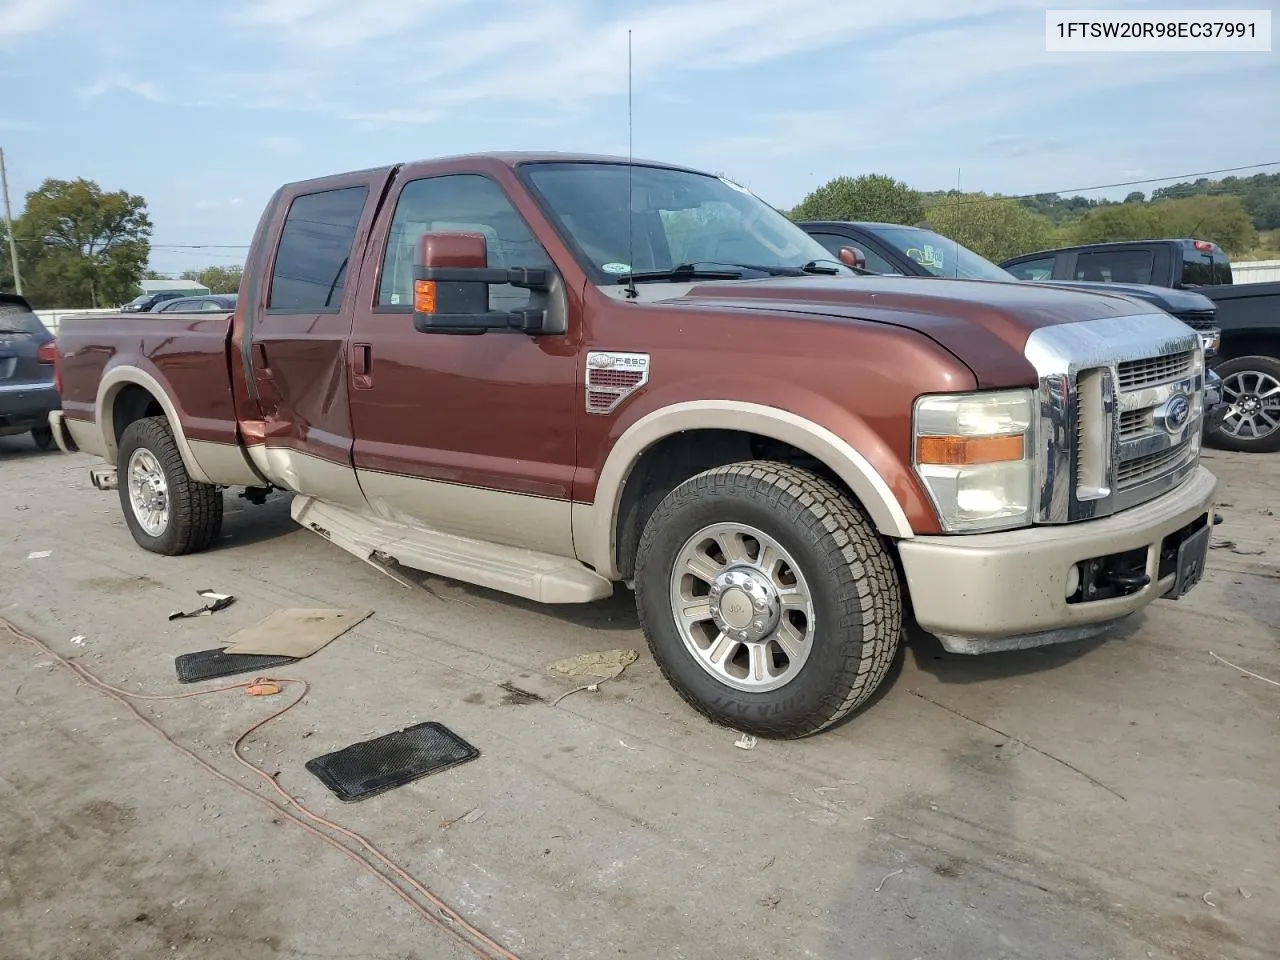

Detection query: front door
xmin=347 ymin=170 xmax=578 ymax=556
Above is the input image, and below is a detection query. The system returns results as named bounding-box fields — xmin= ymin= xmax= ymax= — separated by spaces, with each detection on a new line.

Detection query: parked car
xmin=799 ymin=220 xmax=1229 ymax=441
xmin=153 ymin=294 xmax=239 ymax=313
xmin=120 ymin=291 xmax=188 ymax=312
xmin=1000 ymin=239 xmax=1280 ymax=452
xmin=50 ymin=153 xmax=1217 ymax=738
xmin=800 ymin=221 xmax=1223 ymax=356
xmin=0 ymin=293 xmax=60 ymax=450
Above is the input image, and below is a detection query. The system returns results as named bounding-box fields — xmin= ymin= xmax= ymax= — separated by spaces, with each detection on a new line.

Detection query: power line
xmin=921 ymin=160 xmax=1280 ymax=209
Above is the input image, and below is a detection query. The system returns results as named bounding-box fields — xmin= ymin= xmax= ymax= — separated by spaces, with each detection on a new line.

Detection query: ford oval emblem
xmin=1163 ymin=394 xmax=1191 ymax=433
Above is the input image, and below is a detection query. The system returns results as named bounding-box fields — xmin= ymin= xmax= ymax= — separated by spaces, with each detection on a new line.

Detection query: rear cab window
xmin=1181 ymin=246 xmax=1232 ymax=286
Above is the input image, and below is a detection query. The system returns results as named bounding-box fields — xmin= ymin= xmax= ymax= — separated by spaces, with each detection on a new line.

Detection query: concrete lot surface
xmin=2 ymin=438 xmax=1277 ymax=960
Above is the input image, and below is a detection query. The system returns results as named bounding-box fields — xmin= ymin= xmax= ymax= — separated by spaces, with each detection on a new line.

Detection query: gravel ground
xmin=2 ymin=437 xmax=1277 ymax=960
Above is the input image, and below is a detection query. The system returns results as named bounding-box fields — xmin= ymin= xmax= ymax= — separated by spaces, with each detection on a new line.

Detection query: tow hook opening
xmin=1067 ymin=546 xmax=1150 ymax=604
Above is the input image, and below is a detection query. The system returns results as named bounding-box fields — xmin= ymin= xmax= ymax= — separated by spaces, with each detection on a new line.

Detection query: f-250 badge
xmin=585 ymin=351 xmax=650 ymax=415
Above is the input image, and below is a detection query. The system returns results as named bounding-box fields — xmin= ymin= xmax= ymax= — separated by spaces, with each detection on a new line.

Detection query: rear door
xmin=242 ymin=172 xmax=386 ymax=507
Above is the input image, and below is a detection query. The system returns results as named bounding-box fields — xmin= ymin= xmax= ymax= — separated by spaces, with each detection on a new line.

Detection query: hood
xmin=1036 ymin=280 xmax=1215 ymax=314
xmin=673 ymin=275 xmax=1166 ymax=388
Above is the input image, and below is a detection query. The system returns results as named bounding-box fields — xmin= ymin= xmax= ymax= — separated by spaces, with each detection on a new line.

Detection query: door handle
xmin=351 ymin=342 xmax=372 ymax=389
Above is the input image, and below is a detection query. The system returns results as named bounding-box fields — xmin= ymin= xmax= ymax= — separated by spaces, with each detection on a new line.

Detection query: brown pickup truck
xmin=50 ymin=153 xmax=1217 ymax=738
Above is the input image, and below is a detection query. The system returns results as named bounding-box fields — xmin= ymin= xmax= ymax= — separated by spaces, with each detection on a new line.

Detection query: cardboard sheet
xmin=221 ymin=608 xmax=373 ymax=659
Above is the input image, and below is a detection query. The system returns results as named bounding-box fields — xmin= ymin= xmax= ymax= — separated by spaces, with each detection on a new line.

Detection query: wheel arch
xmin=97 ymin=365 xmax=214 ymax=482
xmin=574 ymin=400 xmax=916 ymax=580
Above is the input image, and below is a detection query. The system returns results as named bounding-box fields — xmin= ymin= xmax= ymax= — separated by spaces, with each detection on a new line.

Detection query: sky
xmin=0 ymin=0 xmax=1277 ymax=275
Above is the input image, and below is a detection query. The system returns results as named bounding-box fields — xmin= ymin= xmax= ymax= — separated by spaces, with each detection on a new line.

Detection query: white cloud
xmin=0 ymin=0 xmax=75 ymax=39
xmin=83 ymin=75 xmax=166 ymax=102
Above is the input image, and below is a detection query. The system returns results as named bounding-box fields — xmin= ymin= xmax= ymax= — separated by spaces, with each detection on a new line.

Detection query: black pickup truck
xmin=999 ymin=239 xmax=1280 ymax=453
xmin=799 ymin=220 xmax=1230 ymax=443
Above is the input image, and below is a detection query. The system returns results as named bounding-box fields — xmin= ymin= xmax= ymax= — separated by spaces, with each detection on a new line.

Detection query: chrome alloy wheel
xmin=1220 ymin=369 xmax=1280 ymax=440
xmin=669 ymin=522 xmax=816 ymax=693
xmin=127 ymin=447 xmax=170 ymax=537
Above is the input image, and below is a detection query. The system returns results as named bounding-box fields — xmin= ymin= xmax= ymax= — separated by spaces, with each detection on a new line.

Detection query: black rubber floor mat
xmin=175 ymin=648 xmax=299 ymax=683
xmin=305 ymin=722 xmax=480 ymax=802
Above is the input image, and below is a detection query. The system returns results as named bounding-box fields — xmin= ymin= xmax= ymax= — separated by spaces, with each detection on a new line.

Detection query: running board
xmin=290 ymin=495 xmax=613 ymax=604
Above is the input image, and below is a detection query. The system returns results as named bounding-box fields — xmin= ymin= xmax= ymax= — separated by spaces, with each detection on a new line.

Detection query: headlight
xmin=913 ymin=389 xmax=1036 ymax=533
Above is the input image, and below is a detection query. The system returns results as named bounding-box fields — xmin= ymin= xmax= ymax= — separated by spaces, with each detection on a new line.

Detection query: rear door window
xmin=269 ymin=186 xmax=369 ymax=311
xmin=1073 ymin=249 xmax=1155 ymax=284
xmin=1182 ymin=249 xmax=1232 ymax=286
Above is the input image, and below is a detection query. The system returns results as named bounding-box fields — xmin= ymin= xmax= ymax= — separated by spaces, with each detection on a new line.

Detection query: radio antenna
xmin=624 ymin=28 xmax=638 ymax=299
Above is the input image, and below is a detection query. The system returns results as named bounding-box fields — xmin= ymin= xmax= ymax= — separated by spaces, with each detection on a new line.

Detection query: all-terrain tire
xmin=117 ymin=416 xmax=223 ymax=555
xmin=634 ymin=461 xmax=902 ymax=739
xmin=1206 ymin=355 xmax=1280 ymax=453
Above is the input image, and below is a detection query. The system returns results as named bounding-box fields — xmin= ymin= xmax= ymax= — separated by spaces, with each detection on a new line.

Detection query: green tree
xmin=1154 ymin=195 xmax=1257 ymax=255
xmin=1067 ymin=203 xmax=1172 ymax=245
xmin=13 ymin=179 xmax=151 ymax=308
xmin=182 ymin=264 xmax=243 ymax=294
xmin=920 ymin=194 xmax=1058 ymax=263
xmin=1123 ymin=191 xmax=1145 ymax=204
xmin=789 ymin=174 xmax=924 ymax=225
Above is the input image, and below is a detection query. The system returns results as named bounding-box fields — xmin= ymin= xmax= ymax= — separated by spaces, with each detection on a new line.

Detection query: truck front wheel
xmin=634 ymin=462 xmax=902 ymax=739
xmin=117 ymin=416 xmax=223 ymax=556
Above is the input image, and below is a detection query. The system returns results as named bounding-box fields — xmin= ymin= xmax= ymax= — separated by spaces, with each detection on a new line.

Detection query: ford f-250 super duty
xmin=50 ymin=153 xmax=1217 ymax=738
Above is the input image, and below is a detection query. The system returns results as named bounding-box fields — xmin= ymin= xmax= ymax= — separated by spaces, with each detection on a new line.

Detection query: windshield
xmin=868 ymin=226 xmax=1013 ymax=282
xmin=522 ymin=162 xmax=852 ymax=282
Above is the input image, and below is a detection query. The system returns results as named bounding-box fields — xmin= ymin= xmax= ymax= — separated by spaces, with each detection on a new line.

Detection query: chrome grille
xmin=1118 ymin=409 xmax=1151 ymax=439
xmin=1117 ymin=439 xmax=1195 ymax=488
xmin=1026 ymin=315 xmax=1203 ymax=524
xmin=1117 ymin=350 xmax=1195 ymax=390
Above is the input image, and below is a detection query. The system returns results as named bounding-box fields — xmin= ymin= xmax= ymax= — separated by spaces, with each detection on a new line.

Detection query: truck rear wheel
xmin=117 ymin=416 xmax=223 ymax=556
xmin=634 ymin=461 xmax=902 ymax=739
xmin=1208 ymin=355 xmax=1280 ymax=453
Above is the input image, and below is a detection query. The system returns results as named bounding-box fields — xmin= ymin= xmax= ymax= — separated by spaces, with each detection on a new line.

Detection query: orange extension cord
xmin=2 ymin=619 xmax=523 ymax=960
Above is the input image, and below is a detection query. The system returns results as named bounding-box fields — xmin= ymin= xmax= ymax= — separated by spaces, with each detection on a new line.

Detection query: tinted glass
xmin=379 ymin=174 xmax=551 ymax=312
xmin=1004 ymin=257 xmax=1055 ymax=281
xmin=1073 ymin=250 xmax=1154 ymax=284
xmin=808 ymin=233 xmax=898 ymax=274
xmin=523 ymin=162 xmax=850 ymax=281
xmin=0 ymin=300 xmax=48 ymax=334
xmin=1181 ymin=248 xmax=1232 ymax=286
xmin=862 ymin=226 xmax=1012 ymax=281
xmin=269 ymin=186 xmax=368 ymax=310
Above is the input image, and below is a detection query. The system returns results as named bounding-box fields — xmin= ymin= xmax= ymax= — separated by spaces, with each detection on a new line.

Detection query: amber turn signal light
xmin=916 ymin=433 xmax=1025 ymax=466
xmin=414 ymin=279 xmax=437 ymax=314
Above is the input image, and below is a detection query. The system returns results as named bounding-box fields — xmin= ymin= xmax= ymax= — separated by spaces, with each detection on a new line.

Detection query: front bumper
xmin=1203 ymin=369 xmax=1228 ymax=436
xmin=897 ymin=465 xmax=1216 ymax=653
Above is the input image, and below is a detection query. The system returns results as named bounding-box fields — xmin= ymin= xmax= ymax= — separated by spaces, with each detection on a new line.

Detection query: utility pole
xmin=1 ymin=147 xmax=22 ymax=296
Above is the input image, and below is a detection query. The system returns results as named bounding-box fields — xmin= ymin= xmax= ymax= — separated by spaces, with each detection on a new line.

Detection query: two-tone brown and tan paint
xmin=55 ymin=152 xmax=1168 ymax=583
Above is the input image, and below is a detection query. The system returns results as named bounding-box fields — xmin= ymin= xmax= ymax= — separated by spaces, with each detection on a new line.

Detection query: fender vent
xmin=585 ymin=351 xmax=650 ymax=415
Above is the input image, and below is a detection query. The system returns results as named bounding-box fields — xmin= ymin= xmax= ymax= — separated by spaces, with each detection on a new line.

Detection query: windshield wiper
xmin=800 ymin=259 xmax=843 ymax=275
xmin=621 ymin=263 xmax=746 ymax=284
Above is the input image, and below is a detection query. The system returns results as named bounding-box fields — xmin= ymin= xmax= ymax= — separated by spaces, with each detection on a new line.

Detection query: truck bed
xmin=57 ymin=311 xmax=240 ymax=450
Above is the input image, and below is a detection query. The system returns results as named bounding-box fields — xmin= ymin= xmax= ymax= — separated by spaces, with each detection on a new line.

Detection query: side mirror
xmin=413 ymin=231 xmax=551 ymax=335
xmin=838 ymin=246 xmax=867 ymax=270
